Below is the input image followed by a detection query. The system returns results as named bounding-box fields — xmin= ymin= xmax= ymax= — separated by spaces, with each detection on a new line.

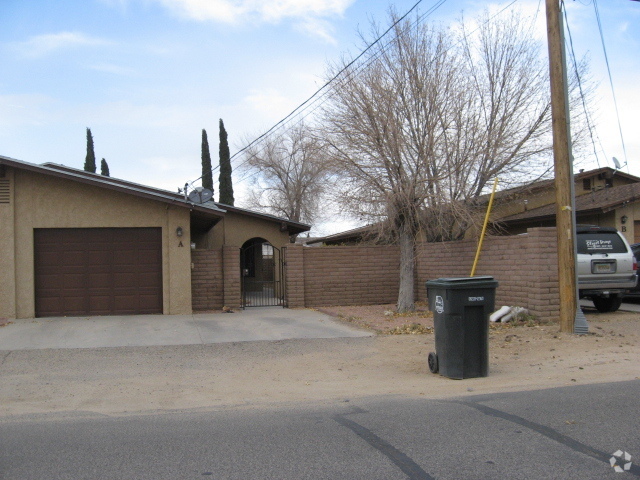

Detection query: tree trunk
xmin=397 ymin=225 xmax=415 ymax=313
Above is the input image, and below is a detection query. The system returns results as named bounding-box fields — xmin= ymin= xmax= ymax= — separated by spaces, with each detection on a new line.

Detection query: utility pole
xmin=545 ymin=0 xmax=580 ymax=333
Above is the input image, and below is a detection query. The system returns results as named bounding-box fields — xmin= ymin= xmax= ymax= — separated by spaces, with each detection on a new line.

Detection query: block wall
xmin=191 ymin=249 xmax=224 ymax=311
xmin=284 ymin=244 xmax=400 ymax=307
xmin=416 ymin=228 xmax=559 ymax=322
xmin=193 ymin=228 xmax=561 ymax=322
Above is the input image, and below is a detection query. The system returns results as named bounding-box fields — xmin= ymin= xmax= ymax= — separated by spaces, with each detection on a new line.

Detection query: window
xmin=577 ymin=232 xmax=627 ymax=254
xmin=262 ymin=243 xmax=274 ymax=259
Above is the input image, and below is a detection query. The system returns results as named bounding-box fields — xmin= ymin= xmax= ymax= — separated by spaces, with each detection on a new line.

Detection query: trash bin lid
xmin=426 ymin=276 xmax=498 ymax=289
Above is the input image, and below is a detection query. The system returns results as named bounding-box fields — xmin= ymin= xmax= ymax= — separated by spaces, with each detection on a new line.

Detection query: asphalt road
xmin=1 ymin=381 xmax=638 ymax=480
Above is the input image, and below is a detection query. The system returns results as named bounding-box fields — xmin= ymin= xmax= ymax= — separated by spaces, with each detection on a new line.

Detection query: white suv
xmin=577 ymin=225 xmax=637 ymax=312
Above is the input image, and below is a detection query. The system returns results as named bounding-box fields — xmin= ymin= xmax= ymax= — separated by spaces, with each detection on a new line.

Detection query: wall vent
xmin=0 ymin=178 xmax=10 ymax=204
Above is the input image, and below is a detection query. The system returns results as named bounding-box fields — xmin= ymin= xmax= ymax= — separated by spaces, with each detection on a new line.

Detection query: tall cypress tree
xmin=201 ymin=129 xmax=213 ymax=192
xmin=218 ymin=119 xmax=234 ymax=205
xmin=84 ymin=128 xmax=96 ymax=173
xmin=100 ymin=158 xmax=110 ymax=177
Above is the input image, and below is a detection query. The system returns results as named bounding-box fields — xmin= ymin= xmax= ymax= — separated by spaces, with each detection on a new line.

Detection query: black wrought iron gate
xmin=241 ymin=242 xmax=286 ymax=308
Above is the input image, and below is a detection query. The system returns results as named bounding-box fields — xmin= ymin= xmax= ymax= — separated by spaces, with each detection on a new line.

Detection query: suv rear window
xmin=577 ymin=232 xmax=628 ymax=254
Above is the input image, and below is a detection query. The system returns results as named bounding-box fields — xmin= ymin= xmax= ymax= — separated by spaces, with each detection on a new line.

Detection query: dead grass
xmin=318 ymin=303 xmax=558 ymax=335
xmin=318 ymin=303 xmax=434 ymax=334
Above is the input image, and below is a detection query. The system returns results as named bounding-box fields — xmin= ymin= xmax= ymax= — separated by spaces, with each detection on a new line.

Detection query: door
xmin=34 ymin=227 xmax=163 ymax=317
xmin=241 ymin=239 xmax=285 ymax=308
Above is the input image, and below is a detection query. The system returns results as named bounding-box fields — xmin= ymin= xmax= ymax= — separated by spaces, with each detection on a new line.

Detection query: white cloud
xmin=158 ymin=0 xmax=352 ymax=22
xmin=257 ymin=0 xmax=352 ymax=21
xmin=158 ymin=0 xmax=242 ymax=23
xmin=153 ymin=0 xmax=353 ymax=41
xmin=12 ymin=32 xmax=113 ymax=58
xmin=295 ymin=17 xmax=337 ymax=44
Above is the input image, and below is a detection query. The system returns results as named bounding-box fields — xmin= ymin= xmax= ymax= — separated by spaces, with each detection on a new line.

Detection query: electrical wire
xmin=561 ymin=0 xmax=601 ymax=168
xmin=230 ymin=0 xmax=524 ymax=189
xmin=592 ymin=0 xmax=628 ymax=166
xmin=183 ymin=0 xmax=431 ymax=190
xmin=187 ymin=0 xmax=525 ymax=191
xmin=183 ymin=0 xmax=463 ymax=190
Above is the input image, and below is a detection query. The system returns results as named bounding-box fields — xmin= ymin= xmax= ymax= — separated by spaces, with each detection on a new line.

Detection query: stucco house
xmin=486 ymin=167 xmax=640 ymax=242
xmin=0 ymin=155 xmax=309 ymax=319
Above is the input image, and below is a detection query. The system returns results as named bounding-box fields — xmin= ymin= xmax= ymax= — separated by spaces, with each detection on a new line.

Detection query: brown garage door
xmin=34 ymin=228 xmax=163 ymax=317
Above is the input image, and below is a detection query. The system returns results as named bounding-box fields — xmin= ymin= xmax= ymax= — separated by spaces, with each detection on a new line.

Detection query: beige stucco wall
xmin=0 ymin=168 xmax=16 ymax=319
xmin=618 ymin=204 xmax=638 ymax=244
xmin=207 ymin=210 xmax=292 ymax=249
xmin=0 ymin=167 xmax=193 ymax=319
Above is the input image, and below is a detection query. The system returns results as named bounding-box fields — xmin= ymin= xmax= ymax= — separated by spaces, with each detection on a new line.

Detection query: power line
xmin=230 ymin=0 xmax=525 ymax=189
xmin=562 ymin=0 xmax=601 ymax=168
xmin=184 ymin=0 xmax=436 ymax=190
xmin=593 ymin=0 xmax=628 ymax=166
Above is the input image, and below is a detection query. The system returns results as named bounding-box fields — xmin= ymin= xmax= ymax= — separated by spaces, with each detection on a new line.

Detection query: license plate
xmin=594 ymin=262 xmax=614 ymax=273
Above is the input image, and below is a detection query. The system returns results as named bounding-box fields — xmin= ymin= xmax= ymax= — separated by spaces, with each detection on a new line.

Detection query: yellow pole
xmin=470 ymin=178 xmax=499 ymax=277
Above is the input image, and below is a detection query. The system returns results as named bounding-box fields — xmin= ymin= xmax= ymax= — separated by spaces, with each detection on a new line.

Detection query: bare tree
xmin=241 ymin=122 xmax=333 ymax=231
xmin=321 ymin=10 xmax=590 ymax=312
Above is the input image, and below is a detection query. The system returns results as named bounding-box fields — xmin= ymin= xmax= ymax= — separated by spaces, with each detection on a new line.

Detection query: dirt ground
xmin=0 ymin=305 xmax=638 ymax=417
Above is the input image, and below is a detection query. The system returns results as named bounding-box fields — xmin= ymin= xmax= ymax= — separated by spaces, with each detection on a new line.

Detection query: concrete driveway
xmin=0 ymin=308 xmax=372 ymax=351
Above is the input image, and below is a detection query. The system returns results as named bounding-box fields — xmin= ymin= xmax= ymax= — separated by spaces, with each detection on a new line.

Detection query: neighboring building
xmin=311 ymin=167 xmax=640 ymax=246
xmin=308 ymin=225 xmax=375 ymax=246
xmin=495 ymin=182 xmax=640 ymax=239
xmin=488 ymin=167 xmax=640 ymax=243
xmin=0 ymin=155 xmax=309 ymax=319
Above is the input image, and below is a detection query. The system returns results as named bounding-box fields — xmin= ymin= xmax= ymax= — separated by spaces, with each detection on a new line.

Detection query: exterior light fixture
xmin=621 ymin=215 xmax=628 ymax=224
xmin=176 ymin=226 xmax=183 ymax=237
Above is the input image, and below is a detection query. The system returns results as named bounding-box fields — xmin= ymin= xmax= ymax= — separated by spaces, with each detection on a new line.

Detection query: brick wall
xmin=222 ymin=245 xmax=241 ymax=308
xmin=415 ymin=227 xmax=559 ymax=321
xmin=284 ymin=245 xmax=305 ymax=307
xmin=285 ymin=228 xmax=560 ymax=322
xmin=284 ymin=244 xmax=400 ymax=307
xmin=191 ymin=249 xmax=224 ymax=311
xmin=193 ymin=228 xmax=561 ymax=322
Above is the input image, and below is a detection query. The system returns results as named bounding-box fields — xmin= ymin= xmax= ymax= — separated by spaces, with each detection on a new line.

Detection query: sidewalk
xmin=0 ymin=308 xmax=372 ymax=351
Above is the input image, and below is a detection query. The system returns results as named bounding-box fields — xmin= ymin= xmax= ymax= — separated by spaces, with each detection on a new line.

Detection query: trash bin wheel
xmin=428 ymin=352 xmax=439 ymax=374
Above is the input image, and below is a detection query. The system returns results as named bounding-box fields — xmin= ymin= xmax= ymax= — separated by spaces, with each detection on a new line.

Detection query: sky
xmin=1 ymin=0 xmax=639 ymax=235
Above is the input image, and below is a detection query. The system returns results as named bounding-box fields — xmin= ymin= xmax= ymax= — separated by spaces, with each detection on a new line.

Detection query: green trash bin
xmin=426 ymin=276 xmax=498 ymax=379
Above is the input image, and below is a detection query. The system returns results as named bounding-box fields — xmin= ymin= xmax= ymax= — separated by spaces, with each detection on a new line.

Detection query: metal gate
xmin=241 ymin=241 xmax=286 ymax=308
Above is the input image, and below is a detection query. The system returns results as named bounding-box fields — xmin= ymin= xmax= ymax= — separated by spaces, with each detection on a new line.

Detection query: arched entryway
xmin=240 ymin=238 xmax=286 ymax=308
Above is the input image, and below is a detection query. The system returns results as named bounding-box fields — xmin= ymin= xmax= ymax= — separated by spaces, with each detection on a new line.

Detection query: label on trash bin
xmin=435 ymin=295 xmax=444 ymax=314
xmin=469 ymin=296 xmax=485 ymax=302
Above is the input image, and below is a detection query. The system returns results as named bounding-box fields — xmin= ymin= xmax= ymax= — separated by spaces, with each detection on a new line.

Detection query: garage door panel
xmin=113 ymin=272 xmax=138 ymax=288
xmin=35 ymin=273 xmax=60 ymax=289
xmin=137 ymin=250 xmax=161 ymax=265
xmin=113 ymin=250 xmax=137 ymax=265
xmin=61 ymin=296 xmax=87 ymax=315
xmin=87 ymin=249 xmax=112 ymax=266
xmin=88 ymin=272 xmax=111 ymax=289
xmin=36 ymin=298 xmax=62 ymax=315
xmin=37 ymin=251 xmax=61 ymax=265
xmin=61 ymin=273 xmax=86 ymax=289
xmin=138 ymin=272 xmax=162 ymax=287
xmin=88 ymin=296 xmax=111 ymax=314
xmin=113 ymin=296 xmax=137 ymax=313
xmin=138 ymin=297 xmax=161 ymax=312
xmin=34 ymin=228 xmax=163 ymax=317
xmin=61 ymin=250 xmax=85 ymax=266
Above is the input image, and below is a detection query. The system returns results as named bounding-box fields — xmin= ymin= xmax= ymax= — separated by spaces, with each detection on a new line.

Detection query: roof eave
xmin=1 ymin=156 xmax=225 ymax=219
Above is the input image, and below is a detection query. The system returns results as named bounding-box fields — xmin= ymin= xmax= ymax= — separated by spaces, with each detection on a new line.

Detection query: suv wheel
xmin=592 ymin=296 xmax=623 ymax=313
